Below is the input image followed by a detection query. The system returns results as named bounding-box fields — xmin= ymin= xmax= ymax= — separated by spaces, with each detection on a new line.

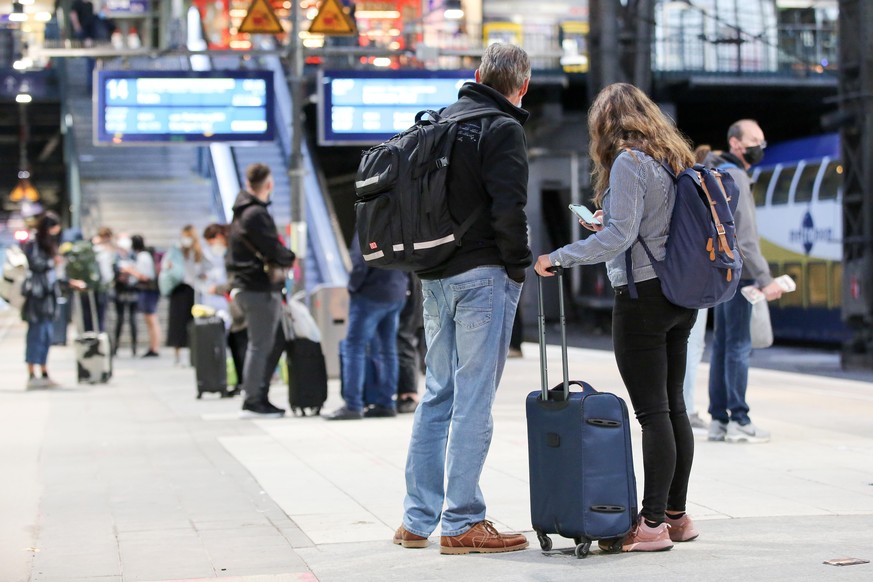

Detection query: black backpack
xmin=354 ymin=107 xmax=512 ymax=272
xmin=627 ymin=163 xmax=743 ymax=309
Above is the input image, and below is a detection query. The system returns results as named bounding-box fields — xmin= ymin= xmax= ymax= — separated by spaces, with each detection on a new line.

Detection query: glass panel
xmin=780 ymin=263 xmax=804 ymax=307
xmin=819 ymin=160 xmax=843 ymax=200
xmin=771 ymin=165 xmax=796 ymax=205
xmin=752 ymin=169 xmax=772 ymax=206
xmin=794 ymin=162 xmax=819 ymax=203
xmin=807 ymin=262 xmax=829 ymax=306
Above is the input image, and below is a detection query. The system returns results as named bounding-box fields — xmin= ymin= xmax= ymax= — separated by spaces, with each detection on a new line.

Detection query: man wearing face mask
xmin=702 ymin=119 xmax=782 ymax=444
xmin=226 ymin=163 xmax=296 ymax=418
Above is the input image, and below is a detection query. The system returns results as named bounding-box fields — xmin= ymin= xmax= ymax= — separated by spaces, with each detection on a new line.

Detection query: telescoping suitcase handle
xmin=537 ymin=266 xmax=570 ymax=401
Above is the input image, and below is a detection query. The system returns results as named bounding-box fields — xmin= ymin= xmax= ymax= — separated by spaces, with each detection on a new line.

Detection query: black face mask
xmin=743 ymin=146 xmax=764 ymax=166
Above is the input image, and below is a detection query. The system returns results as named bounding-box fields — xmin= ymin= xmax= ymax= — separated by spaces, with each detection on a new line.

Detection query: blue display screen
xmin=318 ymin=69 xmax=475 ymax=145
xmin=94 ymin=70 xmax=275 ymax=144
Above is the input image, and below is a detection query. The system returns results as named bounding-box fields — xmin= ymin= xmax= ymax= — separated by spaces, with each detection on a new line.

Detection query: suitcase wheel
xmin=536 ymin=532 xmax=552 ymax=552
xmin=574 ymin=541 xmax=591 ymax=559
xmin=196 ymin=391 xmax=203 ymax=399
xmin=598 ymin=537 xmax=622 ymax=554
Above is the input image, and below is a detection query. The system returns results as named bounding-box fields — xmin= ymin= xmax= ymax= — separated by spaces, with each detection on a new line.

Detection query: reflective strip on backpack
xmin=356 ymin=176 xmax=381 ymax=189
xmin=413 ymin=234 xmax=455 ymax=250
xmin=362 ymin=250 xmax=385 ymax=262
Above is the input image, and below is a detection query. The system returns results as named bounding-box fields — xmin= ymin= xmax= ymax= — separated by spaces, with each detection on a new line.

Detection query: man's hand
xmin=761 ymin=281 xmax=783 ymax=301
xmin=69 ymin=279 xmax=87 ymax=291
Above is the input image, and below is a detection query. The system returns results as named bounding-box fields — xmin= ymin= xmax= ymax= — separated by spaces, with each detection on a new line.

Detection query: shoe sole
xmin=670 ymin=533 xmax=699 ymax=543
xmin=393 ymin=538 xmax=428 ymax=548
xmin=707 ymin=435 xmax=726 ymax=442
xmin=622 ymin=541 xmax=674 ymax=552
xmin=440 ymin=542 xmax=529 ymax=555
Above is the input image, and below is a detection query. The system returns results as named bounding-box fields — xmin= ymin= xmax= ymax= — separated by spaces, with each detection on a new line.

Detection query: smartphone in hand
xmin=568 ymin=204 xmax=602 ymax=225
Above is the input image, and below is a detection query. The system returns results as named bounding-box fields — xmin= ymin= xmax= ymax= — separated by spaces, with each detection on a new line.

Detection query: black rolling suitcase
xmin=526 ymin=268 xmax=637 ymax=558
xmin=286 ymin=338 xmax=328 ymax=415
xmin=189 ymin=316 xmax=230 ymax=398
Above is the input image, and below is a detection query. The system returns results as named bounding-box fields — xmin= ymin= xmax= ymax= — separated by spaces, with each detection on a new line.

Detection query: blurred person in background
xmin=163 ymin=224 xmax=209 ymax=364
xmin=113 ymin=233 xmax=139 ymax=356
xmin=22 ymin=212 xmax=85 ymax=388
xmin=121 ymin=235 xmax=160 ymax=357
xmin=92 ymin=226 xmax=116 ymax=333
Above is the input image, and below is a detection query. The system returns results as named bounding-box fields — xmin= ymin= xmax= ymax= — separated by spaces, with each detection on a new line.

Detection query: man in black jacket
xmin=226 ymin=163 xmax=296 ymax=418
xmin=393 ymin=43 xmax=532 ymax=555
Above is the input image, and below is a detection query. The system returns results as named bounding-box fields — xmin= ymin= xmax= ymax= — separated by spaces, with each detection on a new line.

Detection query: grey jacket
xmin=703 ymin=151 xmax=773 ymax=287
xmin=549 ymin=149 xmax=674 ymax=288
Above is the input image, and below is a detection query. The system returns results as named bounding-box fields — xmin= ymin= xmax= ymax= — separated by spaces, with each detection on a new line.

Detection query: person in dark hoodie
xmin=393 ymin=42 xmax=532 ymax=555
xmin=226 ymin=163 xmax=296 ymax=418
xmin=325 ymin=231 xmax=408 ymax=420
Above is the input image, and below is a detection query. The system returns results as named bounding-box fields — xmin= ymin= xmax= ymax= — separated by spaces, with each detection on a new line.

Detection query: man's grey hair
xmin=727 ymin=119 xmax=759 ymax=142
xmin=478 ymin=43 xmax=531 ymax=97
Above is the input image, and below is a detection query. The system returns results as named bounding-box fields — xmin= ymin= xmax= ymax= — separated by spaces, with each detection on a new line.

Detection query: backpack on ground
xmin=1 ymin=245 xmax=29 ymax=310
xmin=626 ymin=162 xmax=743 ymax=309
xmin=354 ymin=107 xmax=513 ymax=272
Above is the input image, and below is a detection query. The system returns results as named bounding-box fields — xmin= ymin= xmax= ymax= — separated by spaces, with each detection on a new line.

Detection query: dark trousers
xmin=612 ymin=278 xmax=697 ymax=524
xmin=236 ymin=290 xmax=285 ymax=407
xmin=397 ymin=274 xmax=424 ymax=397
xmin=80 ymin=291 xmax=107 ymax=332
xmin=227 ymin=329 xmax=249 ymax=387
xmin=114 ymin=299 xmax=138 ymax=354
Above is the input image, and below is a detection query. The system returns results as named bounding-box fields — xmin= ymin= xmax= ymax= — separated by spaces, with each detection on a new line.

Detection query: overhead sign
xmin=94 ymin=70 xmax=276 ymax=145
xmin=238 ymin=0 xmax=284 ymax=35
xmin=309 ymin=0 xmax=357 ymax=36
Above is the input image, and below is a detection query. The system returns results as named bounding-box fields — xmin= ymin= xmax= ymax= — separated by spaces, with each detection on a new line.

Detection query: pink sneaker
xmin=666 ymin=513 xmax=699 ymax=542
xmin=620 ymin=519 xmax=673 ymax=552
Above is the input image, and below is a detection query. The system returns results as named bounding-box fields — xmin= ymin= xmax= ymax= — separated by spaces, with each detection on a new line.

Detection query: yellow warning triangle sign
xmin=308 ymin=0 xmax=357 ymax=36
xmin=238 ymin=0 xmax=284 ymax=35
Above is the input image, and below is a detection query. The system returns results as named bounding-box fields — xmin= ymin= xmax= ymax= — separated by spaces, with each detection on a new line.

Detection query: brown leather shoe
xmin=393 ymin=525 xmax=428 ymax=548
xmin=440 ymin=520 xmax=529 ymax=555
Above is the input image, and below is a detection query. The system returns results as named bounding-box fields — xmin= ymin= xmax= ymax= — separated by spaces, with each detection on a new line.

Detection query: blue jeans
xmin=682 ymin=308 xmax=708 ymax=414
xmin=26 ymin=319 xmax=54 ymax=365
xmin=341 ymin=294 xmax=405 ymax=412
xmin=708 ymin=282 xmax=753 ymax=424
xmin=402 ymin=267 xmax=522 ymax=537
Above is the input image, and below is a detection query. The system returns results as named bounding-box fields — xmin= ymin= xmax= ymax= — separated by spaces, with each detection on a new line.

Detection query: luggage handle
xmin=537 ymin=267 xmax=570 ymax=401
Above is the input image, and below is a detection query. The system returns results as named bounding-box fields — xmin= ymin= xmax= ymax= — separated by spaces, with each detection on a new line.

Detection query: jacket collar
xmin=456 ymin=82 xmax=530 ymax=125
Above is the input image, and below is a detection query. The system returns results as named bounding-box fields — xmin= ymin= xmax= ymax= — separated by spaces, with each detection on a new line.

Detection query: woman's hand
xmin=69 ymin=279 xmax=87 ymax=291
xmin=534 ymin=255 xmax=556 ymax=277
xmin=580 ymin=210 xmax=605 ymax=232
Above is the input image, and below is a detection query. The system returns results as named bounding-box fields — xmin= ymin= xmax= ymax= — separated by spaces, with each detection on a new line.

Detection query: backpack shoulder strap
xmin=697 ymin=170 xmax=736 ymax=264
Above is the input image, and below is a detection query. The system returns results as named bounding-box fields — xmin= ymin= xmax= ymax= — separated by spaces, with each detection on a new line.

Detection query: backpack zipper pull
xmin=726 ymin=269 xmax=732 ymax=282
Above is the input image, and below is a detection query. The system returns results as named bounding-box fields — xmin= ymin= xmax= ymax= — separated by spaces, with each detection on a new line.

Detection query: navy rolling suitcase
xmin=286 ymin=338 xmax=328 ymax=416
xmin=526 ymin=268 xmax=637 ymax=558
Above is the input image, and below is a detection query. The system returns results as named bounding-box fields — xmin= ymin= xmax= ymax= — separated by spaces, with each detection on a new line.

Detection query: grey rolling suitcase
xmin=74 ymin=291 xmax=112 ymax=384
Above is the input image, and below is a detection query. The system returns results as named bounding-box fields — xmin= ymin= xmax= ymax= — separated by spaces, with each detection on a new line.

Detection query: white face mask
xmin=180 ymin=236 xmax=194 ymax=248
xmin=210 ymin=243 xmax=226 ymax=257
xmin=117 ymin=238 xmax=132 ymax=251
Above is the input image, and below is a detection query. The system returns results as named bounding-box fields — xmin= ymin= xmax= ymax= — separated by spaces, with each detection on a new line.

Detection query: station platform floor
xmin=1 ymin=308 xmax=872 ymax=582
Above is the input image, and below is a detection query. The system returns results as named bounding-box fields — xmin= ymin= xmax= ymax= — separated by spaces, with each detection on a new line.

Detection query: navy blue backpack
xmin=626 ymin=162 xmax=743 ymax=309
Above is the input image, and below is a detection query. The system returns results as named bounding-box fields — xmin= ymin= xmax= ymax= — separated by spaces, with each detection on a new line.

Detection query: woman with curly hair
xmin=535 ymin=83 xmax=700 ymax=552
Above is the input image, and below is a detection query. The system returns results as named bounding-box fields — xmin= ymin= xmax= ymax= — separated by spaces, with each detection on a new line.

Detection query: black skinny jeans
xmin=612 ymin=278 xmax=697 ymax=524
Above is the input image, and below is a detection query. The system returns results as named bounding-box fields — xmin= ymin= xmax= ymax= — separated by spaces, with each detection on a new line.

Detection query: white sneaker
xmin=725 ymin=420 xmax=770 ymax=444
xmin=26 ymin=376 xmax=45 ymax=390
xmin=707 ymin=419 xmax=728 ymax=441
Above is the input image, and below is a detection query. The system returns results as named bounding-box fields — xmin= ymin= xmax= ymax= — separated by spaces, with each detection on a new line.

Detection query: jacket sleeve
xmin=727 ymin=168 xmax=773 ymax=287
xmin=480 ymin=117 xmax=533 ymax=282
xmin=346 ymin=232 xmax=368 ymax=294
xmin=549 ymin=152 xmax=645 ymax=267
xmin=239 ymin=207 xmax=296 ymax=267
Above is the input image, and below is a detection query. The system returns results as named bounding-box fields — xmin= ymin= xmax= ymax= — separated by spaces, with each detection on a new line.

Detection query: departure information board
xmin=94 ymin=70 xmax=275 ymax=144
xmin=318 ymin=70 xmax=475 ymax=145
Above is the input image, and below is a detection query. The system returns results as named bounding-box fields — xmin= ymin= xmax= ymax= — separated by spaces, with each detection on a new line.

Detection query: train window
xmin=752 ymin=169 xmax=772 ymax=206
xmin=819 ymin=161 xmax=843 ymax=200
xmin=781 ymin=262 xmax=804 ymax=307
xmin=807 ymin=262 xmax=829 ymax=307
xmin=832 ymin=262 xmax=843 ymax=307
xmin=794 ymin=163 xmax=819 ymax=204
xmin=771 ymin=165 xmax=796 ymax=206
